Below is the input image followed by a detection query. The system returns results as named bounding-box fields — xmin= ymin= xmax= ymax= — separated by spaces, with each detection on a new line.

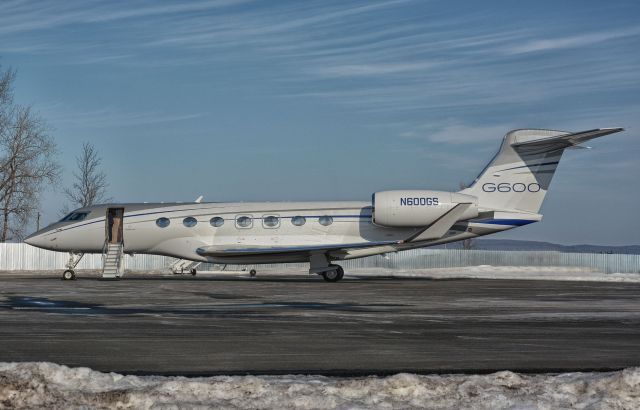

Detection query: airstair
xmin=102 ymin=242 xmax=124 ymax=279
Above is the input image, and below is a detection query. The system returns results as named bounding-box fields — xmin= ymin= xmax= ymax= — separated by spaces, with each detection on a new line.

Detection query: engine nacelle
xmin=372 ymin=190 xmax=478 ymax=227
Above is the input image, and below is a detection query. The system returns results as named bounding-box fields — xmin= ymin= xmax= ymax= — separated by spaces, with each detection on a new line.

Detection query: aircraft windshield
xmin=60 ymin=212 xmax=89 ymax=222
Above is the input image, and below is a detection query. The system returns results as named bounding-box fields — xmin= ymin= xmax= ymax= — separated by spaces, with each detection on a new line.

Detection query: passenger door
xmin=106 ymin=207 xmax=125 ymax=244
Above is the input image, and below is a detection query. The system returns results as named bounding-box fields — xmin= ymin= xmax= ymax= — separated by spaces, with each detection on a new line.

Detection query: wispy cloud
xmin=505 ymin=27 xmax=640 ymax=54
xmin=312 ymin=61 xmax=439 ymax=77
xmin=40 ymin=105 xmax=202 ymax=128
xmin=401 ymin=123 xmax=515 ymax=144
xmin=3 ymin=1 xmax=640 ymax=145
xmin=0 ymin=0 xmax=251 ymax=35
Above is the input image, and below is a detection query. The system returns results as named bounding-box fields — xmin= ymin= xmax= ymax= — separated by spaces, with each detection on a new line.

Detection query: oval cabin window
xmin=318 ymin=215 xmax=333 ymax=226
xmin=263 ymin=215 xmax=280 ymax=228
xmin=210 ymin=216 xmax=224 ymax=227
xmin=236 ymin=216 xmax=252 ymax=228
xmin=156 ymin=217 xmax=170 ymax=228
xmin=291 ymin=216 xmax=306 ymax=226
xmin=183 ymin=217 xmax=197 ymax=227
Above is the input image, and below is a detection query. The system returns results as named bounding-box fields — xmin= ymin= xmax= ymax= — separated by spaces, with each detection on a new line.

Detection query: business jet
xmin=25 ymin=127 xmax=623 ymax=281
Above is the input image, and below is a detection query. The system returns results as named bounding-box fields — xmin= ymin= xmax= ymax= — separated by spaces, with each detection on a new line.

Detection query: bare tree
xmin=63 ymin=142 xmax=110 ymax=212
xmin=0 ymin=68 xmax=14 ymax=115
xmin=0 ymin=66 xmax=60 ymax=241
xmin=459 ymin=181 xmax=475 ymax=250
xmin=0 ymin=69 xmax=16 ymax=147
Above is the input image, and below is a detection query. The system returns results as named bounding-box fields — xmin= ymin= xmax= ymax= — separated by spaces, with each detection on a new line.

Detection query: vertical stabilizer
xmin=460 ymin=128 xmax=623 ymax=213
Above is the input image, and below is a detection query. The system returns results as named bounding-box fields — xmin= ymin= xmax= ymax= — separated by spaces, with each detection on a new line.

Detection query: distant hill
xmin=433 ymin=239 xmax=640 ymax=254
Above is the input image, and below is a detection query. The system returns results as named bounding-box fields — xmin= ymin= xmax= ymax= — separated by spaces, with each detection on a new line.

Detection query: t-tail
xmin=460 ymin=128 xmax=623 ymax=214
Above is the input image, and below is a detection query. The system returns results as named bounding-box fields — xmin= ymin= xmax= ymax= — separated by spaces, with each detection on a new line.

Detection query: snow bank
xmin=0 ymin=362 xmax=638 ymax=409
xmin=347 ymin=266 xmax=640 ymax=282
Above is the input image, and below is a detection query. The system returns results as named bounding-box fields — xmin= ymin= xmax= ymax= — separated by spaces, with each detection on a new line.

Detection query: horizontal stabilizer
xmin=512 ymin=128 xmax=623 ymax=154
xmin=405 ymin=203 xmax=473 ymax=242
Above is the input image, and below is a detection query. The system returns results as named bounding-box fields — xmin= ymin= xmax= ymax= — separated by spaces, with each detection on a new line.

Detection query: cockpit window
xmin=60 ymin=212 xmax=89 ymax=222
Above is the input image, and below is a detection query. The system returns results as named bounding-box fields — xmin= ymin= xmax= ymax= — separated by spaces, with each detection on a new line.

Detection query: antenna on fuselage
xmin=194 ymin=195 xmax=203 ymax=203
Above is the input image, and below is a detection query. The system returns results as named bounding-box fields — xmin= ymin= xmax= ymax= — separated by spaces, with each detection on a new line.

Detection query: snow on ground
xmin=346 ymin=266 xmax=640 ymax=283
xmin=0 ymin=362 xmax=638 ymax=409
xmin=2 ymin=266 xmax=640 ymax=283
xmin=194 ymin=265 xmax=640 ymax=283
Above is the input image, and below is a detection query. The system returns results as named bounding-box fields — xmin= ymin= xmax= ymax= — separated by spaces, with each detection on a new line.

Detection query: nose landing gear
xmin=62 ymin=270 xmax=76 ymax=281
xmin=61 ymin=252 xmax=83 ymax=281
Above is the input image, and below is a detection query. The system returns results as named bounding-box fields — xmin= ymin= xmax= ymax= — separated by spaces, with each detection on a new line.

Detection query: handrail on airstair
xmin=102 ymin=239 xmax=124 ymax=279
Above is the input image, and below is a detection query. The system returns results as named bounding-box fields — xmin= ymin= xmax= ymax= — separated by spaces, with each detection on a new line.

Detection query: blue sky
xmin=1 ymin=0 xmax=639 ymax=244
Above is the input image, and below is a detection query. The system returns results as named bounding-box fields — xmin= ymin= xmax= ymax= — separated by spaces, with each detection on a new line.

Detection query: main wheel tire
xmin=336 ymin=266 xmax=344 ymax=280
xmin=322 ymin=268 xmax=341 ymax=282
xmin=62 ymin=270 xmax=76 ymax=281
xmin=249 ymin=269 xmax=257 ymax=277
xmin=190 ymin=269 xmax=197 ymax=276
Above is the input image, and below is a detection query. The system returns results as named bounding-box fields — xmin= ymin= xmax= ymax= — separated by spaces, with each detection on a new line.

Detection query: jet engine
xmin=372 ymin=190 xmax=478 ymax=227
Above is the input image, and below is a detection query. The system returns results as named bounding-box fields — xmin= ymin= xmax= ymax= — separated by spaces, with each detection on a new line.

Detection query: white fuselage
xmin=24 ymin=200 xmax=527 ymax=264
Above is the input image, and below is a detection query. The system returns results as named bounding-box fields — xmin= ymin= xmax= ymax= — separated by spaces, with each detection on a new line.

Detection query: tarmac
xmin=0 ymin=271 xmax=639 ymax=375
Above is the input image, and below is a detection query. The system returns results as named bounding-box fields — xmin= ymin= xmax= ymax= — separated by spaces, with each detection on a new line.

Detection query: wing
xmin=196 ymin=240 xmax=400 ymax=257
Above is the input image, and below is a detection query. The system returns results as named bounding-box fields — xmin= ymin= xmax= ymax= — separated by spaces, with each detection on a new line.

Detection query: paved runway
xmin=0 ymin=272 xmax=639 ymax=375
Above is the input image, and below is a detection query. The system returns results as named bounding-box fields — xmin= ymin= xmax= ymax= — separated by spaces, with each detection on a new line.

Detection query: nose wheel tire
xmin=62 ymin=270 xmax=76 ymax=281
xmin=190 ymin=269 xmax=197 ymax=276
xmin=322 ymin=265 xmax=344 ymax=282
xmin=249 ymin=269 xmax=257 ymax=277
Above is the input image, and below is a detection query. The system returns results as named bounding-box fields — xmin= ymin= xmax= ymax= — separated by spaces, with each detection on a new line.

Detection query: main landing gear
xmin=321 ymin=265 xmax=344 ymax=282
xmin=309 ymin=254 xmax=345 ymax=282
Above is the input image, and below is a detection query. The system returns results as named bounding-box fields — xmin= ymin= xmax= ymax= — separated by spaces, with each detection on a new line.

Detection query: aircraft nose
xmin=24 ymin=231 xmax=46 ymax=248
